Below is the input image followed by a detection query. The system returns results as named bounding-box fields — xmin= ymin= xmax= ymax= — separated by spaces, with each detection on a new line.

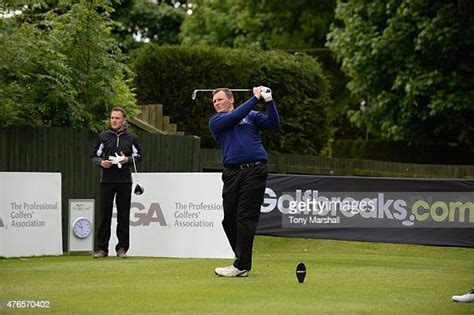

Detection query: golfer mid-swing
xmin=210 ymin=86 xmax=280 ymax=277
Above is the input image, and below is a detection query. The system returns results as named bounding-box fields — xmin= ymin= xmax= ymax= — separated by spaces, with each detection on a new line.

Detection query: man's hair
xmin=212 ymin=88 xmax=233 ymax=99
xmin=111 ymin=106 xmax=127 ymax=118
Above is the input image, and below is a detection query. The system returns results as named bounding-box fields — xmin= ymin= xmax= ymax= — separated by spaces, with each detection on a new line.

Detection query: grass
xmin=1 ymin=236 xmax=473 ymax=314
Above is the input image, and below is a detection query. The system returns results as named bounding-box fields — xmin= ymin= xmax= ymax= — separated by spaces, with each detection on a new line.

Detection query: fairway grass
xmin=1 ymin=236 xmax=473 ymax=314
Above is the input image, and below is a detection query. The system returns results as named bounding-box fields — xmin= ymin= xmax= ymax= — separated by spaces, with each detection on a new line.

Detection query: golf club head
xmin=296 ymin=262 xmax=306 ymax=283
xmin=191 ymin=90 xmax=198 ymax=100
xmin=134 ymin=183 xmax=144 ymax=195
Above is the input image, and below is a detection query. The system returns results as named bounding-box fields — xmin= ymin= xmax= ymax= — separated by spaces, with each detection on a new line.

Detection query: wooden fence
xmin=201 ymin=149 xmax=474 ymax=179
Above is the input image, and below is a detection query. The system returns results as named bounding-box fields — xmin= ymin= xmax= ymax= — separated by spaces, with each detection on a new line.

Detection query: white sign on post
xmin=68 ymin=199 xmax=94 ymax=252
xmin=107 ymin=173 xmax=233 ymax=258
xmin=0 ymin=172 xmax=63 ymax=258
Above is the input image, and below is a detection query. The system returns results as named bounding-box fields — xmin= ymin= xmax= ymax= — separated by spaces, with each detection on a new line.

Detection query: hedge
xmin=130 ymin=44 xmax=331 ymax=154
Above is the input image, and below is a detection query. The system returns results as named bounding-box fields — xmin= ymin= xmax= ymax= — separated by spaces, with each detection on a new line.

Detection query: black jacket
xmin=91 ymin=127 xmax=142 ymax=183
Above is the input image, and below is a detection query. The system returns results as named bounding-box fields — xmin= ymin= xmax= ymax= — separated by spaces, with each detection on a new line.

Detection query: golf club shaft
xmin=192 ymin=88 xmax=252 ymax=100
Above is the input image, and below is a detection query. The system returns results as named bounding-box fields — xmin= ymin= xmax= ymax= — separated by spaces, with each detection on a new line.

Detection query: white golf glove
xmin=260 ymin=86 xmax=272 ymax=102
xmin=109 ymin=153 xmax=125 ymax=169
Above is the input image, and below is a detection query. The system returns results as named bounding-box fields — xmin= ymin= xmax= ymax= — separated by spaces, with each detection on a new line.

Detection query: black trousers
xmin=97 ymin=183 xmax=132 ymax=253
xmin=221 ymin=163 xmax=268 ymax=270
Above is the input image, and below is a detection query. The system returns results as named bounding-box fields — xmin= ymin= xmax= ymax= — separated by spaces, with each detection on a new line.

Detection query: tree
xmin=0 ymin=0 xmax=136 ymax=131
xmin=327 ymin=0 xmax=474 ymax=148
xmin=0 ymin=7 xmax=76 ymax=127
xmin=110 ymin=0 xmax=186 ymax=52
xmin=53 ymin=1 xmax=136 ymax=131
xmin=180 ymin=0 xmax=336 ymax=49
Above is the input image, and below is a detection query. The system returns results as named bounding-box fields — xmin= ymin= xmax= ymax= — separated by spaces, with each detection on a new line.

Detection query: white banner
xmin=0 ymin=172 xmax=63 ymax=257
xmin=108 ymin=173 xmax=233 ymax=258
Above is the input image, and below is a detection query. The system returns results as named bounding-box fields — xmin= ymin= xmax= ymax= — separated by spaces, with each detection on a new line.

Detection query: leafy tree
xmin=110 ymin=0 xmax=186 ymax=52
xmin=327 ymin=0 xmax=474 ymax=148
xmin=52 ymin=1 xmax=136 ymax=131
xmin=180 ymin=0 xmax=336 ymax=49
xmin=0 ymin=10 xmax=76 ymax=127
xmin=0 ymin=0 xmax=136 ymax=131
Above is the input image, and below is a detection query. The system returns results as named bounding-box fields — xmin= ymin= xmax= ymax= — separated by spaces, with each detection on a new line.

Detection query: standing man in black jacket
xmin=91 ymin=107 xmax=142 ymax=258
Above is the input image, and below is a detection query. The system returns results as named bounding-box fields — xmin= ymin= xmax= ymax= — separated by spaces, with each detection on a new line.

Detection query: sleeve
xmin=209 ymin=96 xmax=259 ymax=134
xmin=251 ymin=100 xmax=280 ymax=130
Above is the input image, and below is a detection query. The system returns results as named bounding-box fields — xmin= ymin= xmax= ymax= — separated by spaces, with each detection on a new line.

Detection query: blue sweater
xmin=209 ymin=96 xmax=280 ymax=164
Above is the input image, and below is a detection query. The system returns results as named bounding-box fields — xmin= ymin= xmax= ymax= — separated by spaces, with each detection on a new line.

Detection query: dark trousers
xmin=221 ymin=163 xmax=268 ymax=270
xmin=97 ymin=183 xmax=132 ymax=253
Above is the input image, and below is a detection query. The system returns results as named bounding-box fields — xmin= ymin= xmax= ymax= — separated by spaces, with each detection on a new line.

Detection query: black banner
xmin=257 ymin=174 xmax=474 ymax=248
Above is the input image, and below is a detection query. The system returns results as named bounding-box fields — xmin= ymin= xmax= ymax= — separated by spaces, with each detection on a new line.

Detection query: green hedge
xmin=130 ymin=44 xmax=331 ymax=154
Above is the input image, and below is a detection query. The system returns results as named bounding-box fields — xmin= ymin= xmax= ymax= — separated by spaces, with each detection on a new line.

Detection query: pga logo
xmin=129 ymin=202 xmax=167 ymax=227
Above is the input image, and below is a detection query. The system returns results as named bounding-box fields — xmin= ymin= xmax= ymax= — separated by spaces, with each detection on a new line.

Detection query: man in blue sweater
xmin=209 ymin=86 xmax=280 ymax=277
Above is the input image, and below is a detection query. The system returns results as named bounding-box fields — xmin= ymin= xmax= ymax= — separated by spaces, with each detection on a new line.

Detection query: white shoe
xmin=452 ymin=289 xmax=474 ymax=303
xmin=214 ymin=265 xmax=249 ymax=277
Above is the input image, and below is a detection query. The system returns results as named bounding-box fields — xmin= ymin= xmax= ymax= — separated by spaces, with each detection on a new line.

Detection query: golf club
xmin=131 ymin=153 xmax=144 ymax=195
xmin=191 ymin=88 xmax=252 ymax=100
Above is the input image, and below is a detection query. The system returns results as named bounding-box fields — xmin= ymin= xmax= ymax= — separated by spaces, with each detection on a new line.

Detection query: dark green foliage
xmin=0 ymin=0 xmax=136 ymax=131
xmin=0 ymin=14 xmax=76 ymax=127
xmin=111 ymin=0 xmax=186 ymax=52
xmin=180 ymin=0 xmax=336 ymax=49
xmin=327 ymin=0 xmax=474 ymax=148
xmin=131 ymin=45 xmax=331 ymax=154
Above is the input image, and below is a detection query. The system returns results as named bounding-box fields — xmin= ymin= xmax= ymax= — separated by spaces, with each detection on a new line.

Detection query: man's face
xmin=110 ymin=111 xmax=125 ymax=131
xmin=213 ymin=91 xmax=234 ymax=113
